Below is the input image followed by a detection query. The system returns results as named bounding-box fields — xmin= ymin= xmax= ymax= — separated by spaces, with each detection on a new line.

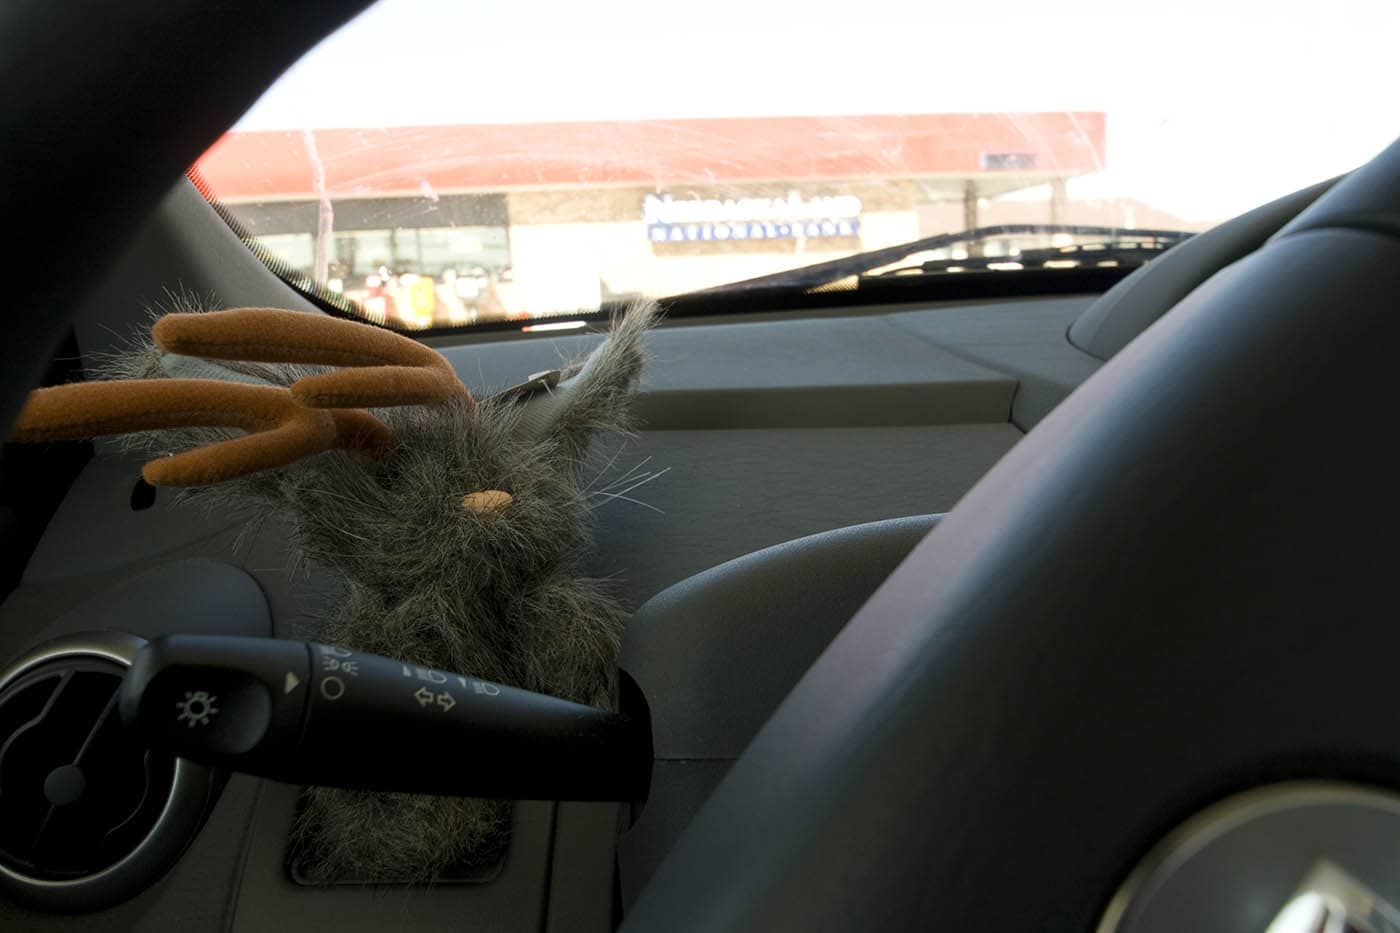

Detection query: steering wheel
xmin=617 ymin=145 xmax=1400 ymax=929
xmin=5 ymin=4 xmax=1399 ymax=931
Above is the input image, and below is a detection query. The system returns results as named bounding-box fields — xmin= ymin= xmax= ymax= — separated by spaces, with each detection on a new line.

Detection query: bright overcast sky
xmin=237 ymin=0 xmax=1400 ymax=224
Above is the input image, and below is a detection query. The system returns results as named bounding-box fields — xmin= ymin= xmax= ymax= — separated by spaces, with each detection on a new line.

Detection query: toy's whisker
xmin=593 ymin=466 xmax=671 ymax=500
xmin=593 ymin=457 xmax=657 ymax=491
xmin=589 ymin=473 xmax=652 ymax=496
xmin=584 ymin=445 xmax=632 ymax=492
xmin=588 ymin=491 xmax=665 ymax=514
xmin=616 ymin=455 xmax=656 ymax=482
xmin=592 ymin=455 xmax=654 ymax=493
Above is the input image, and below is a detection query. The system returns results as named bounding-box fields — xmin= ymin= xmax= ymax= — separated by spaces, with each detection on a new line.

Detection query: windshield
xmin=194 ymin=0 xmax=1400 ymax=330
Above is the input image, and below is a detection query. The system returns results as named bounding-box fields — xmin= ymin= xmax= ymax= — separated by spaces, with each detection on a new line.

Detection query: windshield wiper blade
xmin=880 ymin=239 xmax=1185 ymax=278
xmin=689 ymin=224 xmax=1195 ymax=294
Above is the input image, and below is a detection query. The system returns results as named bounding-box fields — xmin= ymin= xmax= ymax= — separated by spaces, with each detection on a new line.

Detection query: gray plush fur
xmin=101 ymin=299 xmax=659 ymax=881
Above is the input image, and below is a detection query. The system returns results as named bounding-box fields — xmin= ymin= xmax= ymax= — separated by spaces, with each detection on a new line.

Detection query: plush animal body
xmin=11 ymin=300 xmax=658 ymax=880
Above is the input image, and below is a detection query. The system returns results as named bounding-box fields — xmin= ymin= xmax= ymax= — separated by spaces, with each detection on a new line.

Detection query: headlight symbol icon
xmin=175 ymin=690 xmax=219 ymax=727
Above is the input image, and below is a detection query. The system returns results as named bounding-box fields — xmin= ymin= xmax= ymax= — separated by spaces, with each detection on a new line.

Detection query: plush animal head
xmin=12 ymin=301 xmax=658 ymax=600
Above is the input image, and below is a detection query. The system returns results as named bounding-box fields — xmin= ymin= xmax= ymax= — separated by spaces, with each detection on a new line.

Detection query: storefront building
xmin=195 ymin=112 xmax=1117 ymax=325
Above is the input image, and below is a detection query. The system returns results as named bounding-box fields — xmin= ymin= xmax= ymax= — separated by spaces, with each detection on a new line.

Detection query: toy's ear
xmin=522 ymin=299 xmax=658 ymax=469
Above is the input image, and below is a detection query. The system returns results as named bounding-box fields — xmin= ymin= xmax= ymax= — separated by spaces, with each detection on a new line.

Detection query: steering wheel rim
xmin=620 ymin=139 xmax=1400 ymax=931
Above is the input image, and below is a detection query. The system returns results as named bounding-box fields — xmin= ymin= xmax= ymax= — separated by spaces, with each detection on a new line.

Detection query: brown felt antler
xmin=10 ymin=309 xmax=472 ymax=486
xmin=153 ymin=308 xmax=473 ymax=410
xmin=11 ymin=379 xmax=393 ymax=485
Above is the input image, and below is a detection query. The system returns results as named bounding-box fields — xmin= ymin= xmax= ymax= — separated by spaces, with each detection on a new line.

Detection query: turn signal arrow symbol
xmin=284 ymin=671 xmax=301 ymax=694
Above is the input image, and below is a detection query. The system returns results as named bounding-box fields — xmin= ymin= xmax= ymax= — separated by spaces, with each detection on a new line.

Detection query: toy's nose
xmin=461 ymin=490 xmax=513 ymax=514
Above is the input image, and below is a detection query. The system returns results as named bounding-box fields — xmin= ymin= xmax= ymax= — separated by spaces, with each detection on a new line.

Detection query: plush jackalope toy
xmin=10 ymin=300 xmax=658 ymax=881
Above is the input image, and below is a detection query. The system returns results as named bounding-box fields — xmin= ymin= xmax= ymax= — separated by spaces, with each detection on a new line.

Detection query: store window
xmin=208 ymin=189 xmax=511 ymax=328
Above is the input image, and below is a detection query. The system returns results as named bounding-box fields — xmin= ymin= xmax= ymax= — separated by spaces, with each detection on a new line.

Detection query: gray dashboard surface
xmin=618 ymin=514 xmax=943 ymax=904
xmin=888 ymin=296 xmax=1104 ymax=429
xmin=443 ymin=311 xmax=1015 ymax=429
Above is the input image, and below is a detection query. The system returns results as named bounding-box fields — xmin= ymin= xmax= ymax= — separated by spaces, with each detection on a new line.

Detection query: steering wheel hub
xmin=1099 ymin=783 xmax=1400 ymax=933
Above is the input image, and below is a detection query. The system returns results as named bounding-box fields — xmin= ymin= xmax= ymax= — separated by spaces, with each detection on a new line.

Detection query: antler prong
xmin=10 ymin=378 xmax=392 ymax=486
xmin=152 ymin=308 xmax=473 ymax=410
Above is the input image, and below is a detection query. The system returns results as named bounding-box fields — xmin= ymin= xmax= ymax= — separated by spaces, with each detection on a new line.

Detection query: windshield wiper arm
xmin=688 ymin=224 xmax=1195 ymax=294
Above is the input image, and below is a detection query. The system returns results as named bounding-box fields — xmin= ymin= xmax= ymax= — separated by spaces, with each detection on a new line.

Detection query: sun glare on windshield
xmin=191 ymin=0 xmax=1400 ymax=330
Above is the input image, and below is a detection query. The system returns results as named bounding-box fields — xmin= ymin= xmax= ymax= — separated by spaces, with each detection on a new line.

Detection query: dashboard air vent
xmin=0 ymin=632 xmax=218 ymax=912
xmin=0 ymin=658 xmax=174 ymax=878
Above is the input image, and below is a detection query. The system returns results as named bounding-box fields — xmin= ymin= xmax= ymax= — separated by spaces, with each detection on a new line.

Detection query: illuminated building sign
xmin=644 ymin=191 xmax=861 ymax=243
